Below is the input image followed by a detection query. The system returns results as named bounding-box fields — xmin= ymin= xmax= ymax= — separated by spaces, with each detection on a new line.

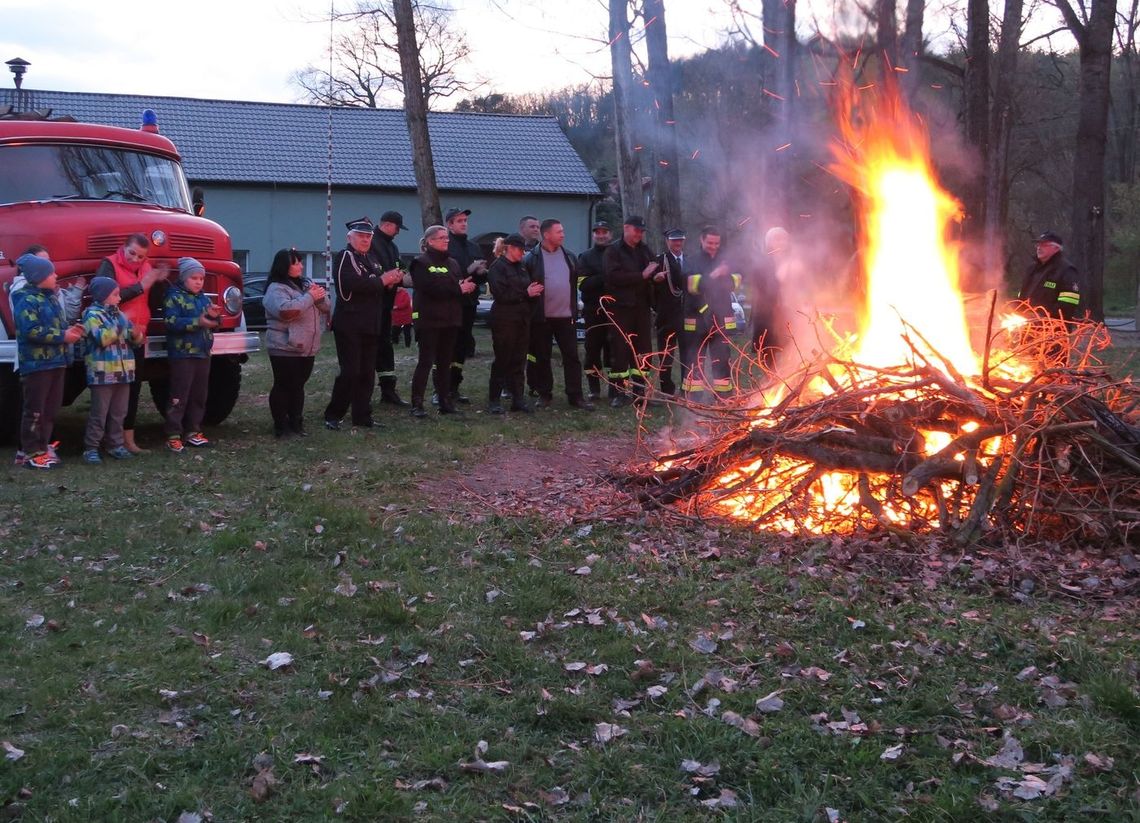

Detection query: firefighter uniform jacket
xmin=653 ymin=251 xmax=686 ymax=332
xmin=330 ymin=246 xmax=387 ymax=335
xmin=369 ymin=229 xmax=402 ymax=310
xmin=603 ymin=240 xmax=656 ymax=309
xmin=487 ymin=256 xmax=535 ymax=323
xmin=448 ymin=232 xmax=487 ymax=306
xmin=410 ymin=248 xmax=464 ymax=329
xmin=577 ymin=243 xmax=609 ymax=310
xmin=1018 ymin=253 xmax=1083 ymax=321
xmin=683 ymin=249 xmax=741 ymax=334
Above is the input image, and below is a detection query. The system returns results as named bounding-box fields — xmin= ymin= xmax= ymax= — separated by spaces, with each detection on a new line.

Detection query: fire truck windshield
xmin=0 ymin=144 xmax=193 ymax=210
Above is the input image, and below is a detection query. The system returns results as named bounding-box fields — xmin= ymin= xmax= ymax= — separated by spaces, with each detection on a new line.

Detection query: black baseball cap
xmin=503 ymin=233 xmax=527 ymax=249
xmin=1036 ymin=230 xmax=1063 ymax=245
xmin=445 ymin=207 xmax=472 ymax=222
xmin=379 ymin=210 xmax=408 ymax=231
xmin=624 ymin=215 xmax=647 ymax=229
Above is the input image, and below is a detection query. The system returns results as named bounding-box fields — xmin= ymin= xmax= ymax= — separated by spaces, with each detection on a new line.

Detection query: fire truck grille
xmin=86 ymin=235 xmax=124 ymax=256
xmin=170 ymin=235 xmax=216 ymax=255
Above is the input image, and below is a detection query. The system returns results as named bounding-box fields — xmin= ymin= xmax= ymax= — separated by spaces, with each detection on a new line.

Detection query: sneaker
xmin=488 ymin=404 xmax=504 ymax=415
xmin=166 ymin=437 xmax=186 ymax=454
xmin=185 ymin=432 xmax=210 ymax=448
xmin=568 ymin=397 xmax=596 ymax=411
xmin=24 ymin=452 xmax=55 ymax=470
xmin=410 ymin=405 xmax=428 ymax=419
xmin=451 ymin=392 xmax=471 ymax=405
xmin=431 ymin=393 xmax=440 ymax=406
xmin=46 ymin=441 xmax=62 ymax=466
xmin=324 ymin=419 xmax=341 ymax=431
xmin=13 ymin=450 xmax=27 ymax=466
xmin=107 ymin=446 xmax=133 ymax=460
xmin=82 ymin=449 xmax=103 ymax=465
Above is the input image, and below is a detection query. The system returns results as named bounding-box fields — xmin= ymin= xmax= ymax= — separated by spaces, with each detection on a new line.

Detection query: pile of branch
xmin=624 ymin=306 xmax=1140 ymax=547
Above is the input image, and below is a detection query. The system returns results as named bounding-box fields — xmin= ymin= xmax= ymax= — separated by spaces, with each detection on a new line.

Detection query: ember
xmin=629 ymin=75 xmax=1140 ymax=547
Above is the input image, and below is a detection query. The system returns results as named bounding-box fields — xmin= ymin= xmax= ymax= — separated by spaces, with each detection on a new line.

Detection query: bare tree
xmin=395 ymin=0 xmax=442 ymax=228
xmin=1111 ymin=0 xmax=1140 ymax=183
xmin=293 ymin=0 xmax=473 ymax=109
xmin=1056 ymin=0 xmax=1118 ymax=320
xmin=644 ymin=0 xmax=682 ymax=237
xmin=610 ymin=0 xmax=643 ymax=217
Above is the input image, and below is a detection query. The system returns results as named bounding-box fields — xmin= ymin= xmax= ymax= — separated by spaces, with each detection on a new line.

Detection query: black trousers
xmin=450 ymin=301 xmax=477 ymax=390
xmin=527 ymin=316 xmax=584 ymax=400
xmin=20 ymin=367 xmax=65 ymax=455
xmin=391 ymin=325 xmax=413 ymax=347
xmin=608 ymin=303 xmax=652 ymax=391
xmin=269 ymin=355 xmax=315 ymax=429
xmin=325 ymin=330 xmax=379 ymax=425
xmin=682 ymin=322 xmax=734 ymax=396
xmin=165 ymin=358 xmax=210 ymax=436
xmin=375 ymin=297 xmax=397 ymax=381
xmin=413 ymin=326 xmax=459 ymax=405
xmin=582 ymin=302 xmax=611 ymax=396
xmin=655 ymin=311 xmax=682 ymax=393
xmin=489 ymin=310 xmax=530 ymax=404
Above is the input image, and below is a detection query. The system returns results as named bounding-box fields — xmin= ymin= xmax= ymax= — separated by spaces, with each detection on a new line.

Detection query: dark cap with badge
xmin=624 ymin=215 xmax=647 ymax=229
xmin=379 ymin=210 xmax=408 ymax=231
xmin=592 ymin=220 xmax=611 ymax=231
xmin=346 ymin=216 xmax=375 ymax=234
xmin=445 ymin=207 xmax=472 ymax=223
xmin=664 ymin=228 xmax=686 ymax=240
xmin=503 ymin=233 xmax=527 ymax=249
xmin=1035 ymin=230 xmax=1063 ymax=246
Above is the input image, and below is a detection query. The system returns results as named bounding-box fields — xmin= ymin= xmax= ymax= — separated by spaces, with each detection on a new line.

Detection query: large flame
xmin=701 ymin=74 xmax=1027 ymax=533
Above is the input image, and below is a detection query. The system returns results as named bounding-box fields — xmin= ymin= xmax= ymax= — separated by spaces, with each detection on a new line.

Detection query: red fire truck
xmin=0 ymin=110 xmax=259 ymax=444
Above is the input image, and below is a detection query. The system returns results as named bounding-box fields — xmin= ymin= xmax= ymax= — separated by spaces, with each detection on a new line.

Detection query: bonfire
xmin=628 ymin=75 xmax=1140 ymax=548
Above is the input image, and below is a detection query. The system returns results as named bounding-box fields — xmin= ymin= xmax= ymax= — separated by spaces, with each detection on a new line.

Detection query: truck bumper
xmin=0 ymin=332 xmax=260 ymax=365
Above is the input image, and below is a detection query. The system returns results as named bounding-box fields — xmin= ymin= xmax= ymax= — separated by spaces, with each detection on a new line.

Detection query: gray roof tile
xmin=27 ymin=91 xmax=601 ymax=196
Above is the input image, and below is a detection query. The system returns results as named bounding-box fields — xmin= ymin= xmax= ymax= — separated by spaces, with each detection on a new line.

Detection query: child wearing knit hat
xmin=161 ymin=257 xmax=220 ymax=452
xmin=80 ymin=277 xmax=143 ymax=464
xmin=12 ymin=252 xmax=84 ymax=469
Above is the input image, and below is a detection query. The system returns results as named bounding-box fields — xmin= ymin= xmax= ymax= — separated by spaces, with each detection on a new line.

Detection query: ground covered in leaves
xmin=2 ymin=330 xmax=1138 ymax=821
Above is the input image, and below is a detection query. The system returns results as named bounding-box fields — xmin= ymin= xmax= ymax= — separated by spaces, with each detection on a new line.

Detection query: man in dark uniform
xmin=653 ymin=228 xmax=687 ymax=395
xmin=1017 ymin=230 xmax=1084 ymax=321
xmin=523 ymin=218 xmax=594 ymax=410
xmin=577 ymin=220 xmax=613 ymax=401
xmin=444 ymin=207 xmax=488 ymax=404
xmin=371 ymin=210 xmax=410 ymax=406
xmin=487 ymin=234 xmax=541 ymax=414
xmin=682 ymin=225 xmax=740 ymax=399
xmin=323 ymin=217 xmax=403 ymax=429
xmin=603 ymin=215 xmax=660 ymax=406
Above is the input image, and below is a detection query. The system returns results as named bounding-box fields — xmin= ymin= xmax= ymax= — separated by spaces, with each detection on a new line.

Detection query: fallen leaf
xmin=800 ymin=666 xmax=832 ymax=682
xmin=540 ymin=786 xmax=570 ymax=806
xmin=333 ymin=573 xmax=357 ymax=598
xmin=564 ymin=661 xmax=587 ymax=673
xmin=984 ymin=734 xmax=1024 ymax=770
xmin=250 ymin=768 xmax=277 ymax=802
xmin=689 ymin=633 xmax=718 ymax=654
xmin=411 ymin=777 xmax=447 ymax=791
xmin=2 ymin=741 xmax=25 ymax=761
xmin=262 ymin=652 xmax=294 ymax=671
xmin=881 ymin=743 xmax=904 ymax=762
xmin=594 ymin=722 xmax=628 ymax=744
xmin=755 ymin=690 xmax=785 ymax=714
xmin=680 ymin=759 xmax=721 ymax=777
xmin=175 ymin=813 xmax=203 ymax=823
xmin=721 ymin=711 xmax=761 ymax=737
xmin=646 ymin=685 xmax=668 ymax=699
xmin=485 ymin=589 xmax=502 ymax=604
xmin=1083 ymin=752 xmax=1115 ymax=772
xmin=700 ymin=788 xmax=737 ymax=809
xmin=25 ymin=614 xmax=44 ymax=629
xmin=293 ymin=752 xmax=324 ymax=765
xmin=458 ymin=740 xmax=510 ymax=774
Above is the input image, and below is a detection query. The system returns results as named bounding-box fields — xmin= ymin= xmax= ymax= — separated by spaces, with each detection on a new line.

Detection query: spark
xmin=776 ymin=143 xmax=792 ymax=152
xmin=763 ymin=44 xmax=780 ymax=58
xmin=691 ymin=149 xmax=700 ymax=160
xmin=763 ymin=88 xmax=786 ymax=101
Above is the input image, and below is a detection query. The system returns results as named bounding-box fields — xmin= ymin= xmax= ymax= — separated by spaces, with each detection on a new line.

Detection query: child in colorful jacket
xmin=162 ymin=257 xmax=220 ymax=453
xmin=12 ymin=253 xmax=83 ymax=469
xmin=81 ymin=277 xmax=141 ymax=464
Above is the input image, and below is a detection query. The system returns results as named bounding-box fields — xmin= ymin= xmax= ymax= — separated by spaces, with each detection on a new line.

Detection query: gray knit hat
xmin=89 ymin=276 xmax=119 ymax=303
xmin=17 ymin=253 xmax=54 ymax=285
xmin=177 ymin=257 xmax=205 ymax=283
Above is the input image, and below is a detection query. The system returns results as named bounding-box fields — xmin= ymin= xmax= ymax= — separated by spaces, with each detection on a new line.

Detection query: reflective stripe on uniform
xmin=1057 ymin=291 xmax=1080 ymax=305
xmin=526 ymin=354 xmax=537 ymax=363
xmin=412 ymin=311 xmax=419 ymax=319
xmin=428 ymin=266 xmax=449 ymax=274
xmin=377 ymin=371 xmax=396 ymax=378
xmin=608 ymin=369 xmax=629 ymax=379
xmin=723 ymin=317 xmax=736 ymax=330
xmin=451 ymin=362 xmax=463 ymax=370
xmin=681 ymin=378 xmax=700 ymax=392
xmin=713 ymin=378 xmax=733 ymax=393
xmin=687 ymin=274 xmax=702 ymax=294
xmin=731 ymin=273 xmax=742 ymax=290
xmin=1043 ymin=280 xmax=1057 ymax=289
xmin=683 ymin=319 xmax=697 ymax=331
xmin=698 ymin=304 xmax=709 ymax=314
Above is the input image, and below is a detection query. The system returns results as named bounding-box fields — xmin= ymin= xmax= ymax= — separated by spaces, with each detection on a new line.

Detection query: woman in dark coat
xmin=409 ymin=225 xmax=476 ymax=417
xmin=486 ymin=234 xmax=542 ymax=413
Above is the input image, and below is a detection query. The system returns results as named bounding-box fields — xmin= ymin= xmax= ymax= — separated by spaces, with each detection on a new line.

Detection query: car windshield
xmin=0 ymin=144 xmax=192 ymax=209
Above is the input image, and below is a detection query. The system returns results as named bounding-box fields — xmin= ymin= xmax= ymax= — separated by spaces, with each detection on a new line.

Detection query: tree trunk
xmin=876 ymin=0 xmax=898 ymax=67
xmin=610 ymin=0 xmax=642 ymax=218
xmin=644 ymin=0 xmax=682 ymax=238
xmin=394 ymin=0 xmax=441 ymax=229
xmin=898 ymin=0 xmax=925 ymax=99
xmin=762 ymin=0 xmax=797 ymax=226
xmin=1111 ymin=0 xmax=1140 ymax=183
xmin=1059 ymin=0 xmax=1117 ymax=321
xmin=983 ymin=0 xmax=1024 ymax=287
xmin=963 ymin=0 xmax=990 ymax=240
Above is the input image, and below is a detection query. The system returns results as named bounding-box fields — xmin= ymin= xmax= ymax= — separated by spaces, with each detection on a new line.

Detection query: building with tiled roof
xmin=19 ymin=89 xmax=601 ymax=274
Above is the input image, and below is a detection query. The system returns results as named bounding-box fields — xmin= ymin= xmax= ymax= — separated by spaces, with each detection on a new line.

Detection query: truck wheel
xmin=0 ymin=364 xmax=21 ymax=447
xmin=204 ymin=357 xmax=242 ymax=425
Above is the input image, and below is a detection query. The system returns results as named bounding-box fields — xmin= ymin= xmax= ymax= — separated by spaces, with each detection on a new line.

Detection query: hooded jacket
xmin=163 ymin=282 xmax=214 ymax=359
xmin=13 ymin=286 xmax=73 ymax=373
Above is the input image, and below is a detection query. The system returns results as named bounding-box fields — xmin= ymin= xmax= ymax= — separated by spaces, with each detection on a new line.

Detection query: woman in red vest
xmin=95 ymin=233 xmax=165 ymax=453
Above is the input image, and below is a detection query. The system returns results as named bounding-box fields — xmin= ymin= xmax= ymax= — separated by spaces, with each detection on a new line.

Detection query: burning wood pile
xmin=625 ymin=73 xmax=1140 ymax=548
xmin=631 ymin=312 xmax=1140 ymax=546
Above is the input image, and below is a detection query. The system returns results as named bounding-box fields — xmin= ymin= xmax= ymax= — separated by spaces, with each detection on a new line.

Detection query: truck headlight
xmin=223 ymin=286 xmax=242 ymax=315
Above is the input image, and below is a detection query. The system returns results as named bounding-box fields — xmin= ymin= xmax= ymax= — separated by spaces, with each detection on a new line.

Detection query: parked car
xmin=242 ymin=273 xmax=268 ymax=330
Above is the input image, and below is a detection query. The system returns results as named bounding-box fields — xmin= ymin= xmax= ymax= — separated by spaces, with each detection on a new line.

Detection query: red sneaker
xmin=24 ymin=452 xmax=56 ymax=470
xmin=166 ymin=437 xmax=186 ymax=454
xmin=185 ymin=432 xmax=210 ymax=448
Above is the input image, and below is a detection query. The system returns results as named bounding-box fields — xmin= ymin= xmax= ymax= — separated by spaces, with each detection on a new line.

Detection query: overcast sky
xmin=1 ymin=0 xmax=737 ymax=105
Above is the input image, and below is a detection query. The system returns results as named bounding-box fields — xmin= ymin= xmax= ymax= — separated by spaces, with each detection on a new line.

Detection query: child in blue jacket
xmin=12 ymin=253 xmax=83 ymax=469
xmin=162 ymin=257 xmax=220 ymax=453
xmin=81 ymin=277 xmax=141 ymax=464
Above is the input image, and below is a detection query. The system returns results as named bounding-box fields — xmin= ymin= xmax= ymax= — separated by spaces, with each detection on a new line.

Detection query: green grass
xmin=1 ymin=328 xmax=1138 ymax=821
